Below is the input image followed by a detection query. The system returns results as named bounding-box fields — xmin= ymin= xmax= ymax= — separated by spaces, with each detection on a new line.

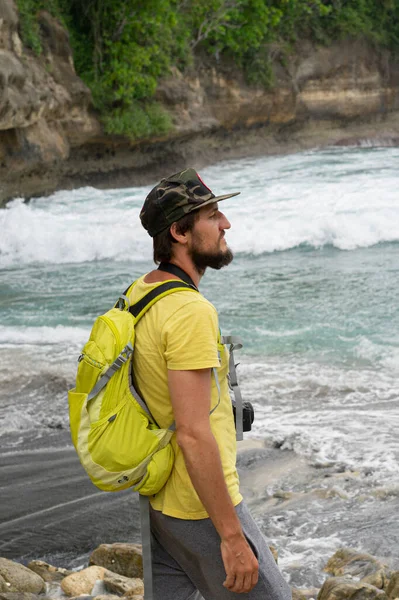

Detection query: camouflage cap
xmin=140 ymin=167 xmax=240 ymax=237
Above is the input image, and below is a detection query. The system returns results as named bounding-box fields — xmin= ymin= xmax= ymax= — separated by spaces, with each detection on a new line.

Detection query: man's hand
xmin=221 ymin=533 xmax=259 ymax=593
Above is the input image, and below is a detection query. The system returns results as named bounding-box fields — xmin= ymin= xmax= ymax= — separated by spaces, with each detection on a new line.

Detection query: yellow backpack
xmin=68 ymin=280 xmax=197 ymax=495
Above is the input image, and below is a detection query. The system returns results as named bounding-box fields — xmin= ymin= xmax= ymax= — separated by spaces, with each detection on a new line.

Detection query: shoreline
xmin=2 ymin=113 xmax=399 ymax=208
xmin=2 ymin=436 xmax=399 ymax=588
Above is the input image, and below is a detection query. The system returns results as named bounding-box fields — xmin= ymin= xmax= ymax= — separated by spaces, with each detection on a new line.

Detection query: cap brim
xmin=189 ymin=191 xmax=241 ymax=213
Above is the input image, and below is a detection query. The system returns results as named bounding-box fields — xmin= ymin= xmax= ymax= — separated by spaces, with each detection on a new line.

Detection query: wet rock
xmin=90 ymin=579 xmax=107 ymax=597
xmin=44 ymin=581 xmax=64 ymax=599
xmin=27 ymin=560 xmax=72 ymax=583
xmin=103 ymin=571 xmax=144 ymax=596
xmin=269 ymin=545 xmax=279 ymax=563
xmin=362 ymin=570 xmax=390 ymax=591
xmin=293 ymin=588 xmax=320 ymax=600
xmin=60 ymin=566 xmax=108 ymax=597
xmin=318 ymin=577 xmax=388 ymax=600
xmin=324 ymin=549 xmax=391 ymax=581
xmin=273 ymin=490 xmax=294 ymax=501
xmin=90 ymin=543 xmax=143 ymax=579
xmin=0 ymin=577 xmax=8 ymax=594
xmin=293 ymin=589 xmax=309 ymax=600
xmin=0 ymin=594 xmax=50 ymax=600
xmin=0 ymin=559 xmax=45 ymax=594
xmin=386 ymin=572 xmax=399 ymax=599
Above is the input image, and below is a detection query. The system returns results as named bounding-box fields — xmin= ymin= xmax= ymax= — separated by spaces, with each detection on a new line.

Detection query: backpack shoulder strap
xmin=129 ymin=280 xmax=197 ymax=321
xmin=126 ymin=280 xmax=198 ymax=422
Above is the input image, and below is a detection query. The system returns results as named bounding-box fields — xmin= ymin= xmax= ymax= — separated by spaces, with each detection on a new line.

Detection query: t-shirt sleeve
xmin=162 ymin=299 xmax=220 ymax=370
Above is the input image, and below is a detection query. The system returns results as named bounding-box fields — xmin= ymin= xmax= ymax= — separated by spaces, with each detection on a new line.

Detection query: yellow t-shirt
xmin=128 ymin=275 xmax=242 ymax=519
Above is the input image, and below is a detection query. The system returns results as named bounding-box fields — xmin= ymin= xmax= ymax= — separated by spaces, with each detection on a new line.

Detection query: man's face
xmin=188 ymin=202 xmax=233 ymax=272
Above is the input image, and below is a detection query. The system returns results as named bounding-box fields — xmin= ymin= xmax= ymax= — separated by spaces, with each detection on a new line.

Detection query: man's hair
xmin=153 ymin=211 xmax=199 ymax=264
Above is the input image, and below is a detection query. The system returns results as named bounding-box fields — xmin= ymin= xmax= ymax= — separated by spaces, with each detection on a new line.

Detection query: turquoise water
xmin=1 ymin=146 xmax=399 ymax=583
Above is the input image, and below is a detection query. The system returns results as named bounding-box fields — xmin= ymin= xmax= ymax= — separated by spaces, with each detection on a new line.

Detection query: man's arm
xmin=168 ymin=368 xmax=259 ymax=594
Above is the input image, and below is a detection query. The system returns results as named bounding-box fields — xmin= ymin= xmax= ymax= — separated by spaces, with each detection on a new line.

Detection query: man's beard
xmin=189 ymin=238 xmax=234 ymax=273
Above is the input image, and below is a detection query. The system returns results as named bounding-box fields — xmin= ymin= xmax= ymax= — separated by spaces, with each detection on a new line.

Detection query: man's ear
xmin=170 ymin=222 xmax=189 ymax=245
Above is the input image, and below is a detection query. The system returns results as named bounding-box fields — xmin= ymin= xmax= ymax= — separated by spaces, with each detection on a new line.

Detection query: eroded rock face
xmin=0 ymin=1 xmax=99 ymax=204
xmin=89 ymin=543 xmax=143 ymax=579
xmin=0 ymin=8 xmax=95 ymax=133
xmin=156 ymin=39 xmax=399 ymax=135
xmin=1 ymin=1 xmax=399 ymax=205
xmin=54 ymin=38 xmax=399 ymax=203
xmin=0 ymin=559 xmax=45 ymax=595
xmin=0 ymin=0 xmax=19 ymax=53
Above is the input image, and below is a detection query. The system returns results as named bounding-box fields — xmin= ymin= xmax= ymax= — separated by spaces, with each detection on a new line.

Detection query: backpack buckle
xmin=117 ymin=295 xmax=130 ymax=310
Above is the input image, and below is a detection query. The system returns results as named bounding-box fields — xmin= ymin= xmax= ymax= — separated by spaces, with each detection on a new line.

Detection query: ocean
xmin=1 ymin=146 xmax=399 ymax=587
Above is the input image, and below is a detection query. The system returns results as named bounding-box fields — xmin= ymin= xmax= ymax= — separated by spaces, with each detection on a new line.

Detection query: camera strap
xmin=221 ymin=336 xmax=244 ymax=441
xmin=158 ymin=262 xmax=198 ymax=291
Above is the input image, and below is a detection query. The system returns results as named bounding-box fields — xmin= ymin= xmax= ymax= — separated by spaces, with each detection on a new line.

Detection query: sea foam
xmin=1 ymin=148 xmax=399 ymax=266
xmin=0 ymin=324 xmax=89 ymax=347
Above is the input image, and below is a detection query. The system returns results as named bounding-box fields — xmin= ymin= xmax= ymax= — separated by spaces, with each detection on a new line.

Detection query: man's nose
xmin=220 ymin=212 xmax=231 ymax=230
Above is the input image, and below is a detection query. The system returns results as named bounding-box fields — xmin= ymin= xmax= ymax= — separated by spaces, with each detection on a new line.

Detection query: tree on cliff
xmin=15 ymin=0 xmax=399 ymax=139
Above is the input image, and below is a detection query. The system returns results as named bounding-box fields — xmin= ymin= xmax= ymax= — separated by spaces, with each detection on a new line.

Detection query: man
xmin=129 ymin=168 xmax=291 ymax=600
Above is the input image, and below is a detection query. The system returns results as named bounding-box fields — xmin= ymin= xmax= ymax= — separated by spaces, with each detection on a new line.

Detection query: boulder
xmin=122 ymin=594 xmax=144 ymax=600
xmin=27 ymin=560 xmax=72 ymax=583
xmin=362 ymin=570 xmax=391 ymax=591
xmin=90 ymin=543 xmax=143 ymax=579
xmin=318 ymin=577 xmax=388 ymax=600
xmin=0 ymin=560 xmax=45 ymax=595
xmin=103 ymin=571 xmax=144 ymax=596
xmin=0 ymin=576 xmax=8 ymax=593
xmin=386 ymin=572 xmax=399 ymax=599
xmin=293 ymin=589 xmax=309 ymax=600
xmin=60 ymin=566 xmax=107 ymax=597
xmin=293 ymin=588 xmax=320 ymax=600
xmin=324 ymin=550 xmax=391 ymax=582
xmin=0 ymin=594 xmax=49 ymax=600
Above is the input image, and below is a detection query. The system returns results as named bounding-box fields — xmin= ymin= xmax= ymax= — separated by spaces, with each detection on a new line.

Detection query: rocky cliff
xmin=1 ymin=0 xmax=399 ymax=206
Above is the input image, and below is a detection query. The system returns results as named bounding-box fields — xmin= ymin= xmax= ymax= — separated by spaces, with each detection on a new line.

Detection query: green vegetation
xmin=15 ymin=0 xmax=399 ymax=139
xmin=15 ymin=0 xmax=64 ymax=54
xmin=101 ymin=102 xmax=173 ymax=139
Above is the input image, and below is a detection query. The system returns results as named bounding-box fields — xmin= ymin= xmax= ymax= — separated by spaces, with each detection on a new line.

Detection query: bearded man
xmin=130 ymin=168 xmax=291 ymax=600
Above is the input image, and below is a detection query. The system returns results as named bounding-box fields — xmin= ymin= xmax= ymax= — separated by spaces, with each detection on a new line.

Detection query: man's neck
xmin=168 ymin=259 xmax=203 ymax=288
xmin=143 ymin=258 xmax=203 ymax=288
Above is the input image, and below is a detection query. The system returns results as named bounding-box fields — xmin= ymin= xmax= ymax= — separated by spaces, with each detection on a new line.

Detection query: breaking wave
xmin=1 ymin=147 xmax=399 ymax=266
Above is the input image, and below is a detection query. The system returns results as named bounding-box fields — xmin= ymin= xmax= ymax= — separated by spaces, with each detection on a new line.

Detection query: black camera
xmin=232 ymin=401 xmax=254 ymax=432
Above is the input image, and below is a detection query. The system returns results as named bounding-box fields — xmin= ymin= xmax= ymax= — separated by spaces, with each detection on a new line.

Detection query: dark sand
xmin=0 ymin=446 xmax=141 ymax=566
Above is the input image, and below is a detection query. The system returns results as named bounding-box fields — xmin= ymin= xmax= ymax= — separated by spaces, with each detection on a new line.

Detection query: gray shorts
xmin=150 ymin=501 xmax=292 ymax=600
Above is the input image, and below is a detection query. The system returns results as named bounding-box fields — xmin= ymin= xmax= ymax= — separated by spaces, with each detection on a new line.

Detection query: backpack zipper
xmin=101 ymin=315 xmax=122 ymax=351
